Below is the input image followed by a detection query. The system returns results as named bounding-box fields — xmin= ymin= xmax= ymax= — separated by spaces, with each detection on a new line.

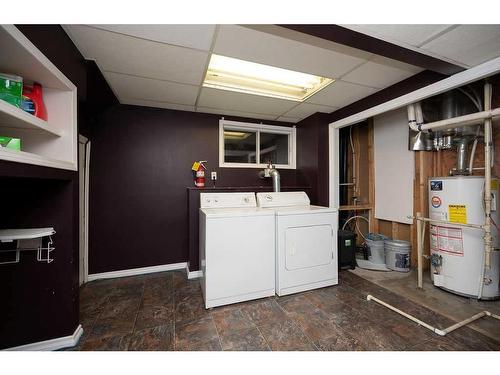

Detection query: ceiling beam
xmin=280 ymin=24 xmax=464 ymax=76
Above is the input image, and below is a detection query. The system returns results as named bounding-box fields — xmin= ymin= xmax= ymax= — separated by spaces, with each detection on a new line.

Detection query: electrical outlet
xmin=211 ymin=171 xmax=217 ymax=180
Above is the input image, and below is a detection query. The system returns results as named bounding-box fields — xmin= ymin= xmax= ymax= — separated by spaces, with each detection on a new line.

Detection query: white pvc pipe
xmin=416 ymin=212 xmax=423 ymax=289
xmin=484 ymin=84 xmax=493 ymax=270
xmin=367 ymin=294 xmax=500 ymax=336
xmin=410 ymin=107 xmax=500 ymax=133
xmin=413 ymin=215 xmax=484 ymax=230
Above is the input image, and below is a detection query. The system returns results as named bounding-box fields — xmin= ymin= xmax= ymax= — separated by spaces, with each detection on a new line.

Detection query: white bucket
xmin=384 ymin=239 xmax=411 ymax=272
xmin=365 ymin=238 xmax=385 ymax=265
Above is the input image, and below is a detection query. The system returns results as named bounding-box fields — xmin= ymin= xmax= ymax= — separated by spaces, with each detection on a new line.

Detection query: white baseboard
xmin=186 ymin=263 xmax=203 ymax=279
xmin=187 ymin=269 xmax=203 ymax=279
xmin=88 ymin=262 xmax=187 ymax=281
xmin=5 ymin=324 xmax=83 ymax=351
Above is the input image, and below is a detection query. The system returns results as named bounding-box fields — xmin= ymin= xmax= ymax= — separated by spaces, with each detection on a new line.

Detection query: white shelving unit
xmin=0 ymin=25 xmax=77 ymax=171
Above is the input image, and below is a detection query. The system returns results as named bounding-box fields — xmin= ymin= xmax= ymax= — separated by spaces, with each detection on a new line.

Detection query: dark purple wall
xmin=0 ymin=25 xmax=117 ymax=349
xmin=0 ymin=165 xmax=78 ymax=349
xmin=88 ymin=105 xmax=299 ymax=274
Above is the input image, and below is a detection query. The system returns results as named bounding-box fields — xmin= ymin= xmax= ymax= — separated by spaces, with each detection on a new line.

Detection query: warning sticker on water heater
xmin=430 ymin=225 xmax=464 ymax=256
xmin=448 ymin=204 xmax=467 ymax=224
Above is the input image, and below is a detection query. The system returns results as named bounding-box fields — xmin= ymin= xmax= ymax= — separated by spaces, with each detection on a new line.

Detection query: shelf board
xmin=339 ymin=204 xmax=373 ymax=211
xmin=0 ymin=146 xmax=75 ymax=171
xmin=0 ymin=100 xmax=62 ymax=137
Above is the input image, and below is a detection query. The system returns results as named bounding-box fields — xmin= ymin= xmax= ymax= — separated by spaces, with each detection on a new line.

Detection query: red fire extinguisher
xmin=192 ymin=160 xmax=207 ymax=188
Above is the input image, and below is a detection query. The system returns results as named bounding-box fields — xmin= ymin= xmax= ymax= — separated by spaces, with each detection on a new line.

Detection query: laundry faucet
xmin=259 ymin=163 xmax=281 ymax=192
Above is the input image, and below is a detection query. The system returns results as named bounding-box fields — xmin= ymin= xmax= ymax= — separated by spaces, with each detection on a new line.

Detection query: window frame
xmin=219 ymin=119 xmax=296 ymax=169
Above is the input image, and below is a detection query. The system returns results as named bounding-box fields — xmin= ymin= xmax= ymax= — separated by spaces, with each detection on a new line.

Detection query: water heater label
xmin=430 ymin=225 xmax=464 ymax=256
xmin=448 ymin=204 xmax=467 ymax=224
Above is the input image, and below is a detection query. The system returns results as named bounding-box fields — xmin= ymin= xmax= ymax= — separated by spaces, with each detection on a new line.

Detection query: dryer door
xmin=276 ymin=211 xmax=338 ymax=296
xmin=285 ymin=225 xmax=333 ymax=270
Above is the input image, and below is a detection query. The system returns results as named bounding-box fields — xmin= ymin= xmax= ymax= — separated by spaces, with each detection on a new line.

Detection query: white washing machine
xmin=256 ymin=191 xmax=338 ymax=296
xmin=199 ymin=192 xmax=275 ymax=308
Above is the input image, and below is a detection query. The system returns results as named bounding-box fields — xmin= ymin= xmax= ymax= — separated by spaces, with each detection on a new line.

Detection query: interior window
xmin=219 ymin=120 xmax=296 ymax=169
xmin=259 ymin=132 xmax=289 ymax=165
xmin=224 ymin=130 xmax=257 ymax=163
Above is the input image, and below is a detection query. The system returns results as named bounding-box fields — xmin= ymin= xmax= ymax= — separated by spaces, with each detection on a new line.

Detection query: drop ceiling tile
xmin=283 ymin=103 xmax=337 ymax=119
xmin=197 ymin=87 xmax=297 ymax=116
xmin=341 ymin=55 xmax=422 ymax=89
xmin=306 ymin=80 xmax=379 ymax=108
xmin=196 ymin=106 xmax=278 ymax=121
xmin=214 ymin=25 xmax=369 ymax=79
xmin=276 ymin=116 xmax=301 ymax=123
xmin=64 ymin=25 xmax=208 ymax=84
xmin=421 ymin=25 xmax=500 ymax=67
xmin=343 ymin=24 xmax=453 ymax=47
xmin=103 ymin=71 xmax=199 ymax=105
xmin=121 ymin=98 xmax=195 ymax=112
xmin=90 ymin=24 xmax=216 ymax=51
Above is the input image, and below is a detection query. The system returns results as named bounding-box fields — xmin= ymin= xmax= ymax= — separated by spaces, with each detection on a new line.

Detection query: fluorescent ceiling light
xmin=224 ymin=130 xmax=252 ymax=140
xmin=203 ymin=54 xmax=334 ymax=102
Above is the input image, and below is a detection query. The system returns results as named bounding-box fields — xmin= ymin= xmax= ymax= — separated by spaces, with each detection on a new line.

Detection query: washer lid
xmin=200 ymin=207 xmax=274 ymax=218
xmin=256 ymin=191 xmax=310 ymax=207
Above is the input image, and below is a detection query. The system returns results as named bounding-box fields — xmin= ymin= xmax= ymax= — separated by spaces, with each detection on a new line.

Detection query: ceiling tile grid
xmin=103 ymin=71 xmax=199 ymax=106
xmin=91 ymin=24 xmax=216 ymax=51
xmin=63 ymin=24 xmax=449 ymax=123
xmin=342 ymin=24 xmax=500 ymax=69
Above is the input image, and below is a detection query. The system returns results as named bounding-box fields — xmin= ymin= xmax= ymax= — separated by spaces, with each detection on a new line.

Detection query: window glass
xmin=259 ymin=132 xmax=289 ymax=165
xmin=223 ymin=130 xmax=257 ymax=163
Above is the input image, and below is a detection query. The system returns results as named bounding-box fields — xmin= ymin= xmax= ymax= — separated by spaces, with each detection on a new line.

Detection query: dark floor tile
xmin=259 ymin=319 xmax=317 ymax=351
xmin=128 ymin=324 xmax=174 ymax=351
xmin=323 ymin=284 xmax=365 ymax=305
xmin=135 ymin=303 xmax=175 ymax=331
xmin=316 ymin=327 xmax=365 ymax=351
xmin=91 ymin=312 xmax=137 ymax=338
xmin=328 ymin=304 xmax=363 ymax=327
xmin=382 ymin=318 xmax=433 ymax=348
xmin=219 ymin=327 xmax=270 ymax=351
xmin=175 ymin=293 xmax=209 ymax=325
xmin=447 ymin=326 xmax=500 ymax=351
xmin=143 ymin=272 xmax=174 ymax=288
xmin=409 ymin=336 xmax=471 ymax=351
xmin=305 ymin=289 xmax=348 ymax=315
xmin=107 ymin=284 xmax=144 ymax=302
xmin=342 ymin=317 xmax=407 ymax=350
xmin=287 ymin=306 xmax=345 ymax=343
xmin=240 ymin=299 xmax=288 ymax=326
xmin=80 ymin=334 xmax=131 ymax=351
xmin=175 ymin=316 xmax=219 ymax=350
xmin=212 ymin=308 xmax=255 ymax=335
xmin=277 ymin=293 xmax=318 ymax=314
xmin=99 ymin=297 xmax=142 ymax=320
xmin=177 ymin=338 xmax=222 ymax=351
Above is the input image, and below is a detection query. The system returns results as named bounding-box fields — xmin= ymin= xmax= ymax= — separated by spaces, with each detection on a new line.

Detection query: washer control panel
xmin=200 ymin=192 xmax=257 ymax=208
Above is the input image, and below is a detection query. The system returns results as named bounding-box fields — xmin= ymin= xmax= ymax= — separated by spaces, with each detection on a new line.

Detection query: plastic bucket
xmin=365 ymin=238 xmax=385 ymax=265
xmin=384 ymin=239 xmax=411 ymax=272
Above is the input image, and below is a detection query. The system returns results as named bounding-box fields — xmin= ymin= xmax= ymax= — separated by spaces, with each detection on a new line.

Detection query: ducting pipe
xmin=454 ymin=138 xmax=471 ymax=175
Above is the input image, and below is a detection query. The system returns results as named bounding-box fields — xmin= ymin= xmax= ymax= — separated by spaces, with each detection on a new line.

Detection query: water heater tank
xmin=428 ymin=176 xmax=500 ymax=299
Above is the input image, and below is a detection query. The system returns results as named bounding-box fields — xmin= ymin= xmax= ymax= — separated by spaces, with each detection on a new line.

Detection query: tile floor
xmin=73 ymin=270 xmax=500 ymax=351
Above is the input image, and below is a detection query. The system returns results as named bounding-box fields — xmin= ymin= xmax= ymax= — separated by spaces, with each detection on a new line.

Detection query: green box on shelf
xmin=0 ymin=73 xmax=23 ymax=108
xmin=0 ymin=136 xmax=21 ymax=151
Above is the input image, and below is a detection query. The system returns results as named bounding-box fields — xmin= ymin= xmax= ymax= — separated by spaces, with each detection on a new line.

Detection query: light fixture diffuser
xmin=203 ymin=54 xmax=334 ymax=102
